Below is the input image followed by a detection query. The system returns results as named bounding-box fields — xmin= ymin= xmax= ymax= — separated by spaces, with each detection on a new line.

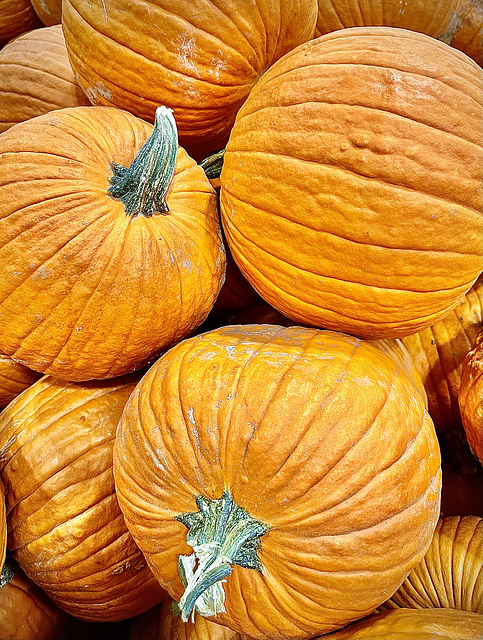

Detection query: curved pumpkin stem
xmin=200 ymin=148 xmax=225 ymax=181
xmin=176 ymin=490 xmax=268 ymax=622
xmin=108 ymin=105 xmax=178 ymax=218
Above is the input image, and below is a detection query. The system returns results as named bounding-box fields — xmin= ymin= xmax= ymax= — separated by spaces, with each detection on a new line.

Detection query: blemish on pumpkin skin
xmin=85 ymin=81 xmax=112 ymax=104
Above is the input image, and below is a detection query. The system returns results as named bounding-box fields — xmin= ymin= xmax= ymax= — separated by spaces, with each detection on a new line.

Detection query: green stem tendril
xmin=108 ymin=105 xmax=178 ymax=218
xmin=175 ymin=490 xmax=269 ymax=623
xmin=200 ymin=148 xmax=225 ymax=181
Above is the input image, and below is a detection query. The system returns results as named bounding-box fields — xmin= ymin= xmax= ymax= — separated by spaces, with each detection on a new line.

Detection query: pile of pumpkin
xmin=0 ymin=0 xmax=482 ymax=639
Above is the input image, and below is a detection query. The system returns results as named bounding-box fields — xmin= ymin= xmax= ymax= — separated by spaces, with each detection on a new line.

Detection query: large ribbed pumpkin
xmin=0 ymin=105 xmax=225 ymax=381
xmin=0 ymin=25 xmax=89 ymax=133
xmin=0 ymin=373 xmax=166 ymax=622
xmin=61 ymin=0 xmax=317 ymax=160
xmin=314 ymin=0 xmax=462 ymax=40
xmin=114 ymin=324 xmax=441 ymax=640
xmin=220 ymin=27 xmax=483 ymax=339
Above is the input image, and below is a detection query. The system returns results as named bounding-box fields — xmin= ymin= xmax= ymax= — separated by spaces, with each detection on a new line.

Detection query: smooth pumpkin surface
xmin=114 ymin=324 xmax=441 ymax=639
xmin=459 ymin=329 xmax=483 ymax=463
xmin=0 ymin=0 xmax=42 ymax=47
xmin=450 ymin=0 xmax=483 ymax=66
xmin=0 ymin=105 xmax=225 ymax=381
xmin=220 ymin=27 xmax=483 ymax=339
xmin=0 ymin=353 xmax=41 ymax=408
xmin=320 ymin=607 xmax=483 ymax=639
xmin=0 ymin=24 xmax=89 ymax=133
xmin=0 ymin=373 xmax=166 ymax=622
xmin=382 ymin=515 xmax=482 ymax=613
xmin=61 ymin=0 xmax=317 ymax=160
xmin=314 ymin=0 xmax=461 ymax=41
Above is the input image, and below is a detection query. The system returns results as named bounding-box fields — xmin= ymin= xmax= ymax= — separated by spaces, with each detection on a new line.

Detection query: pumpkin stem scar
xmin=108 ymin=105 xmax=178 ymax=218
xmin=175 ymin=490 xmax=268 ymax=622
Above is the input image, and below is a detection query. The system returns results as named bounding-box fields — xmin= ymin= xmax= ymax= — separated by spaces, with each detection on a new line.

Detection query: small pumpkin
xmin=0 ymin=353 xmax=42 ymax=408
xmin=459 ymin=329 xmax=483 ymax=463
xmin=0 ymin=373 xmax=166 ymax=622
xmin=320 ymin=607 xmax=483 ymax=639
xmin=61 ymin=0 xmax=318 ymax=160
xmin=381 ymin=515 xmax=482 ymax=613
xmin=114 ymin=324 xmax=441 ymax=639
xmin=0 ymin=105 xmax=225 ymax=381
xmin=450 ymin=0 xmax=483 ymax=66
xmin=220 ymin=27 xmax=483 ymax=339
xmin=0 ymin=0 xmax=42 ymax=47
xmin=0 ymin=24 xmax=90 ymax=133
xmin=314 ymin=0 xmax=462 ymax=42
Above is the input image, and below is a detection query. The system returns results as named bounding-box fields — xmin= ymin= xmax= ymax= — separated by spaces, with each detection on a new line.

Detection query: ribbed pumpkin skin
xmin=314 ymin=0 xmax=461 ymax=41
xmin=0 ymin=0 xmax=43 ymax=47
xmin=114 ymin=324 xmax=441 ymax=640
xmin=0 ymin=564 xmax=68 ymax=640
xmin=400 ymin=277 xmax=483 ymax=438
xmin=30 ymin=0 xmax=62 ymax=26
xmin=0 ymin=374 xmax=166 ymax=622
xmin=0 ymin=25 xmax=89 ymax=133
xmin=320 ymin=608 xmax=483 ymax=639
xmin=130 ymin=598 xmax=246 ymax=640
xmin=61 ymin=0 xmax=317 ymax=160
xmin=0 ymin=354 xmax=41 ymax=408
xmin=450 ymin=0 xmax=483 ymax=66
xmin=0 ymin=106 xmax=225 ymax=381
xmin=220 ymin=27 xmax=483 ymax=339
xmin=382 ymin=516 xmax=482 ymax=613
xmin=459 ymin=330 xmax=483 ymax=463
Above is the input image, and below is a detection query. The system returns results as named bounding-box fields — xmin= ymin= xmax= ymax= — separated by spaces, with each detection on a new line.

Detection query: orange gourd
xmin=0 ymin=105 xmax=225 ymax=381
xmin=459 ymin=329 xmax=483 ymax=463
xmin=0 ymin=373 xmax=166 ymax=622
xmin=220 ymin=27 xmax=483 ymax=339
xmin=114 ymin=324 xmax=441 ymax=639
xmin=61 ymin=0 xmax=318 ymax=160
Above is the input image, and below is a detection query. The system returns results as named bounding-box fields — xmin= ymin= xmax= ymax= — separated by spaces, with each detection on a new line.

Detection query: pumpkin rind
xmin=382 ymin=515 xmax=482 ymax=613
xmin=0 ymin=374 xmax=166 ymax=622
xmin=450 ymin=0 xmax=483 ymax=66
xmin=30 ymin=0 xmax=62 ymax=26
xmin=61 ymin=0 xmax=318 ymax=160
xmin=0 ymin=105 xmax=226 ymax=381
xmin=0 ymin=353 xmax=42 ymax=408
xmin=114 ymin=324 xmax=441 ymax=639
xmin=459 ymin=329 xmax=483 ymax=463
xmin=0 ymin=25 xmax=89 ymax=133
xmin=220 ymin=27 xmax=483 ymax=339
xmin=0 ymin=0 xmax=43 ymax=47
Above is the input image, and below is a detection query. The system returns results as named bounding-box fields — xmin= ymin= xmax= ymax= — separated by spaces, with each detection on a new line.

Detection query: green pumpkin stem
xmin=108 ymin=106 xmax=178 ymax=218
xmin=200 ymin=149 xmax=225 ymax=180
xmin=175 ymin=490 xmax=268 ymax=622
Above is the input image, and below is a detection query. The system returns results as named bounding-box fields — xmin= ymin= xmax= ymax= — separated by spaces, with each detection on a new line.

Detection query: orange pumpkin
xmin=0 ymin=353 xmax=41 ymax=408
xmin=0 ymin=25 xmax=89 ymax=133
xmin=450 ymin=0 xmax=483 ymax=66
xmin=319 ymin=607 xmax=483 ymax=639
xmin=382 ymin=515 xmax=482 ymax=613
xmin=459 ymin=329 xmax=483 ymax=463
xmin=0 ymin=0 xmax=42 ymax=47
xmin=0 ymin=105 xmax=225 ymax=381
xmin=220 ymin=27 xmax=483 ymax=339
xmin=314 ymin=0 xmax=462 ymax=42
xmin=0 ymin=373 xmax=166 ymax=622
xmin=0 ymin=558 xmax=68 ymax=640
xmin=61 ymin=0 xmax=318 ymax=160
xmin=114 ymin=324 xmax=441 ymax=639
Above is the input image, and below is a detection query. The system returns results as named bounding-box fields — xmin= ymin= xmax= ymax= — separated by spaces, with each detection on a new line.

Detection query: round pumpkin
xmin=314 ymin=0 xmax=462 ymax=42
xmin=0 ymin=558 xmax=68 ymax=640
xmin=219 ymin=27 xmax=483 ymax=339
xmin=320 ymin=607 xmax=483 ymax=639
xmin=0 ymin=0 xmax=42 ymax=47
xmin=0 ymin=105 xmax=225 ymax=381
xmin=114 ymin=324 xmax=441 ymax=639
xmin=61 ymin=0 xmax=318 ymax=160
xmin=450 ymin=0 xmax=483 ymax=66
xmin=0 ymin=353 xmax=42 ymax=408
xmin=0 ymin=373 xmax=166 ymax=622
xmin=459 ymin=329 xmax=483 ymax=463
xmin=382 ymin=515 xmax=482 ymax=613
xmin=0 ymin=24 xmax=89 ymax=133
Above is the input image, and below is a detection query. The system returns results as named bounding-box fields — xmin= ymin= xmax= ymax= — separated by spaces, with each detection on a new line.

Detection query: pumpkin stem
xmin=200 ymin=149 xmax=225 ymax=181
xmin=175 ymin=490 xmax=268 ymax=622
xmin=0 ymin=555 xmax=16 ymax=588
xmin=108 ymin=106 xmax=178 ymax=218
